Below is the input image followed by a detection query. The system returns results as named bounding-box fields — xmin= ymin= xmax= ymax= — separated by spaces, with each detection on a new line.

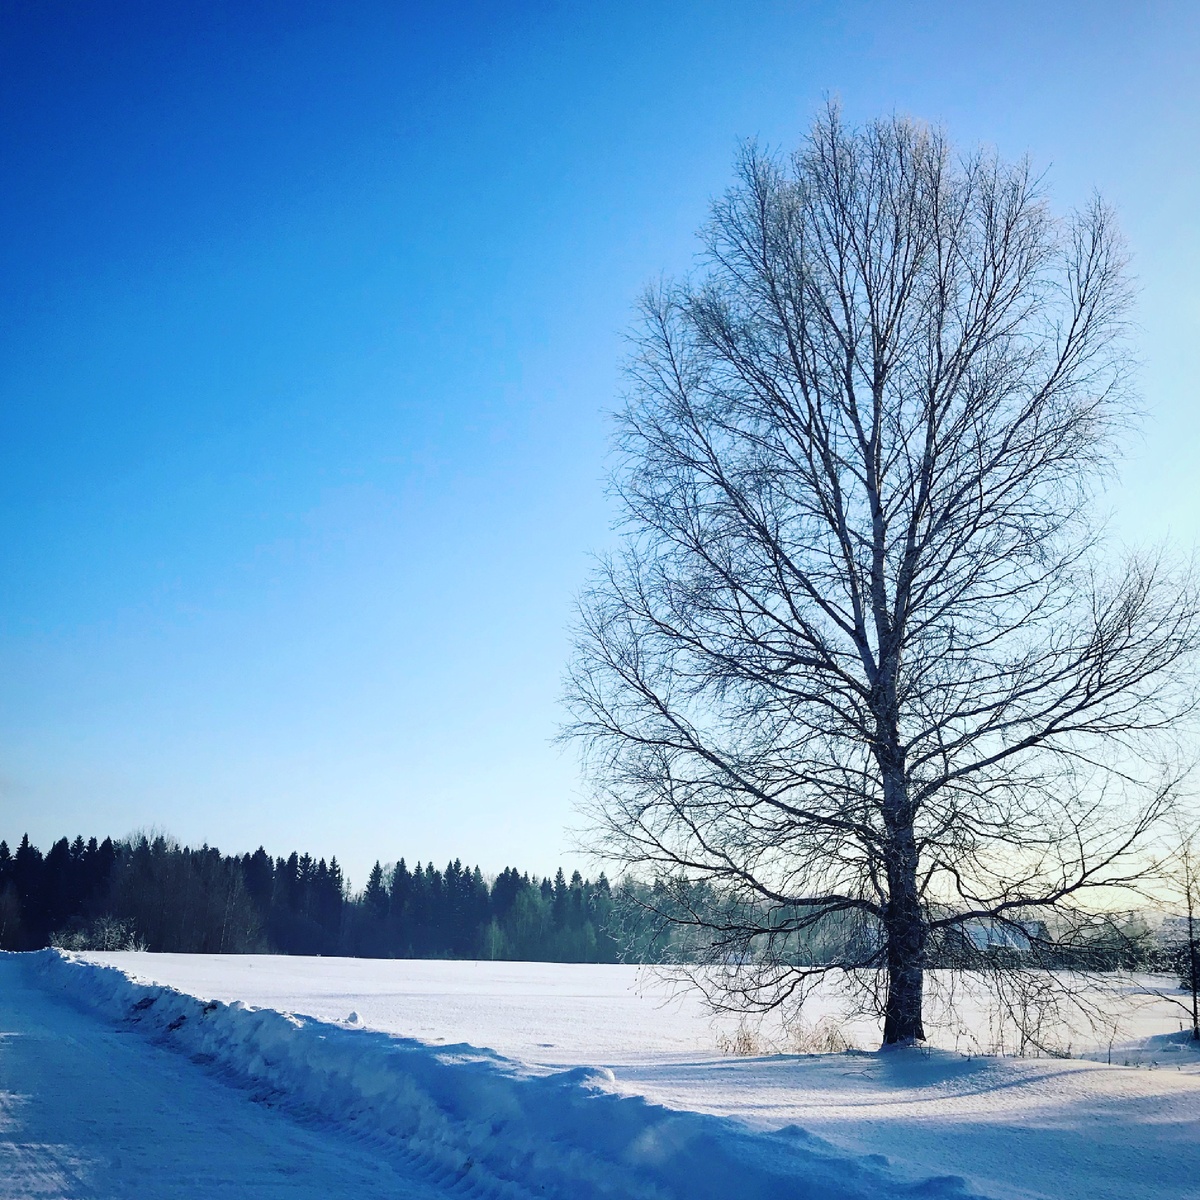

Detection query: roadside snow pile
xmin=34 ymin=950 xmax=987 ymax=1200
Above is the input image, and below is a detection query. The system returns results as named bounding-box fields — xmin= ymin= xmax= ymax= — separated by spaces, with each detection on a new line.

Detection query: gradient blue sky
xmin=2 ymin=1 xmax=1197 ymax=886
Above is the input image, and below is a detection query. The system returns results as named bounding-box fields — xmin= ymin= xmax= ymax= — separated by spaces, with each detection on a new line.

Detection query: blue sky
xmin=2 ymin=1 xmax=1197 ymax=885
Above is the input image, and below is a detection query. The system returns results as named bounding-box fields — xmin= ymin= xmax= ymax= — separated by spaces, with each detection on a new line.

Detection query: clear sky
xmin=2 ymin=1 xmax=1197 ymax=887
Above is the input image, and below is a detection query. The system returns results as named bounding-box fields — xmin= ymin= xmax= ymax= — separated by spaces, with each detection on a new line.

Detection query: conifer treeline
xmin=0 ymin=833 xmax=622 ymax=962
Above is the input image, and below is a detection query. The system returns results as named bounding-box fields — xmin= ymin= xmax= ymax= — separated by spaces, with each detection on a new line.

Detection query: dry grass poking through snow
xmin=717 ymin=1015 xmax=859 ymax=1056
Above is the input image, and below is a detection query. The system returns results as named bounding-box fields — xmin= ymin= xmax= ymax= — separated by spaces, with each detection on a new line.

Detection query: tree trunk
xmin=881 ymin=760 xmax=926 ymax=1045
xmin=882 ymin=868 xmax=927 ymax=1042
xmin=1187 ymin=893 xmax=1198 ymax=1041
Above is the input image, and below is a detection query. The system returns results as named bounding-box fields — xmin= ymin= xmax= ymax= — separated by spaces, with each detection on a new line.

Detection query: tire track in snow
xmin=0 ymin=954 xmax=452 ymax=1199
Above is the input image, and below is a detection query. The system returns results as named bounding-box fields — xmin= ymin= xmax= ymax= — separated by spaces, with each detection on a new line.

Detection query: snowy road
xmin=11 ymin=949 xmax=1200 ymax=1200
xmin=0 ymin=956 xmax=447 ymax=1199
xmin=75 ymin=953 xmax=1200 ymax=1200
xmin=20 ymin=950 xmax=997 ymax=1200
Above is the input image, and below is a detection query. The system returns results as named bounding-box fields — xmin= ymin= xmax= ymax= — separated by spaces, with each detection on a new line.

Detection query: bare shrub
xmin=51 ymin=915 xmax=146 ymax=952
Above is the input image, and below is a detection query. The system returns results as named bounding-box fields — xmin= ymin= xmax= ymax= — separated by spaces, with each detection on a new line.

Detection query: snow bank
xmin=33 ymin=950 xmax=987 ymax=1200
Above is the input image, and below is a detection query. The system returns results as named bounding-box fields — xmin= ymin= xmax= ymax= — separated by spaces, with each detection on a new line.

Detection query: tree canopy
xmin=566 ymin=106 xmax=1199 ymax=1044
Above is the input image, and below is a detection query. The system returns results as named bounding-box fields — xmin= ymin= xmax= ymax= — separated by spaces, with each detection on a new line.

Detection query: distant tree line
xmin=10 ymin=831 xmax=1187 ymax=994
xmin=0 ymin=832 xmax=622 ymax=962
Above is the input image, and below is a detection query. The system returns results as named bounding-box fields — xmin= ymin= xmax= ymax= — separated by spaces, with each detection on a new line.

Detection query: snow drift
xmin=32 ymin=950 xmax=986 ymax=1200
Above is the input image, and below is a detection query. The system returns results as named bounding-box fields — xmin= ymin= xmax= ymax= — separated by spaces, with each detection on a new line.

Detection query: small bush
xmin=51 ymin=915 xmax=145 ymax=952
xmin=716 ymin=1021 xmax=767 ymax=1056
xmin=788 ymin=1016 xmax=857 ymax=1054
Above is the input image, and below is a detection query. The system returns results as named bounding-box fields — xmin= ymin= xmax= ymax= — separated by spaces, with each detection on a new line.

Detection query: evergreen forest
xmin=4 ymin=831 xmax=1173 ymax=978
xmin=0 ymin=832 xmax=626 ymax=962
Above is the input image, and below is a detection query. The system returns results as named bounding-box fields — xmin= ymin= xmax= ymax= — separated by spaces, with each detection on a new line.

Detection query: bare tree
xmin=565 ymin=107 xmax=1199 ymax=1046
xmin=1155 ymin=819 xmax=1200 ymax=1040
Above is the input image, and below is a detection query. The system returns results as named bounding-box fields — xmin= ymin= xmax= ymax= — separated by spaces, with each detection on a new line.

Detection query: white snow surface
xmin=0 ymin=953 xmax=448 ymax=1198
xmin=21 ymin=952 xmax=1200 ymax=1200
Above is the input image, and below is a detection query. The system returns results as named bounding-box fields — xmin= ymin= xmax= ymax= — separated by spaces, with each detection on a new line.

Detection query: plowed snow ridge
xmin=33 ymin=950 xmax=984 ymax=1200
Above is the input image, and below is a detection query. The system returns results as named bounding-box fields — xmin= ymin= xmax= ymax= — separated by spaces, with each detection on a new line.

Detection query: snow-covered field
xmin=14 ymin=951 xmax=1200 ymax=1199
